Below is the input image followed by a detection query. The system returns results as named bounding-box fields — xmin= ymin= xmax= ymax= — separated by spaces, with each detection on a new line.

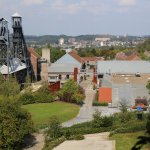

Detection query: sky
xmin=0 ymin=0 xmax=150 ymax=36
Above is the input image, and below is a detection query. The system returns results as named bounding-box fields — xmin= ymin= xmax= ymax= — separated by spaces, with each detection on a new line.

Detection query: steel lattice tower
xmin=12 ymin=13 xmax=32 ymax=83
xmin=0 ymin=18 xmax=9 ymax=67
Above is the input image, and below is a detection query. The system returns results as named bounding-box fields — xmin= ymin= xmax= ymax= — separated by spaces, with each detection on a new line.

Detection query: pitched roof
xmin=0 ymin=58 xmax=26 ymax=74
xmin=68 ymin=51 xmax=84 ymax=63
xmin=115 ymin=52 xmax=141 ymax=61
xmin=48 ymin=63 xmax=81 ymax=73
xmin=82 ymin=57 xmax=104 ymax=61
xmin=28 ymin=47 xmax=41 ymax=58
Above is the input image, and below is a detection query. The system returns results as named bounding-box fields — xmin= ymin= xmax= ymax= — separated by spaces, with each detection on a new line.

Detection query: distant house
xmin=48 ymin=50 xmax=86 ymax=84
xmin=115 ymin=52 xmax=141 ymax=61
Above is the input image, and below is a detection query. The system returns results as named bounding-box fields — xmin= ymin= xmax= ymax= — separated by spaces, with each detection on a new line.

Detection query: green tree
xmin=0 ymin=99 xmax=33 ymax=149
xmin=58 ymin=79 xmax=85 ymax=104
xmin=0 ymin=74 xmax=20 ymax=97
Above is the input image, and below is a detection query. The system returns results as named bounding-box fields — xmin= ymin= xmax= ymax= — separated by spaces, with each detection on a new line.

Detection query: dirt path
xmin=23 ymin=133 xmax=45 ymax=150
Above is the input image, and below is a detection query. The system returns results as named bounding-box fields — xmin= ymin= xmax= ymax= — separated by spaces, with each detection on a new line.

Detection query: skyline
xmin=0 ymin=0 xmax=150 ymax=36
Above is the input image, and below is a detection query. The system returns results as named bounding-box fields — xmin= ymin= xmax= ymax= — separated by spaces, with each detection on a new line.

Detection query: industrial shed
xmin=97 ymin=61 xmax=150 ymax=74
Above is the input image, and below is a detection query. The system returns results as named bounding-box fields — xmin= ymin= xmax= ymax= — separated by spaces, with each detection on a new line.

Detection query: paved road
xmin=63 ymin=79 xmax=96 ymax=127
xmin=54 ymin=132 xmax=115 ymax=150
xmin=63 ymin=78 xmax=120 ymax=127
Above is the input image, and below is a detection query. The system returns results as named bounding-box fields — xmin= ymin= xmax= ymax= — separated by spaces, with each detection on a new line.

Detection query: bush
xmin=73 ymin=134 xmax=84 ymax=140
xmin=110 ymin=122 xmax=146 ymax=137
xmin=113 ymin=112 xmax=136 ymax=123
xmin=19 ymin=91 xmax=35 ymax=104
xmin=33 ymin=92 xmax=55 ymax=103
xmin=19 ymin=83 xmax=55 ymax=105
xmin=57 ymin=79 xmax=85 ymax=105
xmin=146 ymin=114 xmax=150 ymax=134
xmin=62 ymin=126 xmax=112 ymax=136
xmin=46 ymin=116 xmax=62 ymax=140
xmin=0 ymin=99 xmax=33 ymax=150
xmin=92 ymin=111 xmax=113 ymax=128
xmin=93 ymin=101 xmax=108 ymax=106
xmin=44 ymin=136 xmax=66 ymax=150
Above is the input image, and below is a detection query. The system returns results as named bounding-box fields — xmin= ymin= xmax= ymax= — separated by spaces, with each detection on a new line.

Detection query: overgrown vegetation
xmin=0 ymin=99 xmax=33 ymax=150
xmin=19 ymin=82 xmax=55 ymax=105
xmin=57 ymin=79 xmax=85 ymax=105
xmin=0 ymin=74 xmax=20 ymax=98
xmin=44 ymin=110 xmax=148 ymax=149
xmin=44 ymin=116 xmax=85 ymax=150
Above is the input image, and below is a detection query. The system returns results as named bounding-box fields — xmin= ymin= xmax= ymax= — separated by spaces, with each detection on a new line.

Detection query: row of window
xmin=50 ymin=74 xmax=70 ymax=80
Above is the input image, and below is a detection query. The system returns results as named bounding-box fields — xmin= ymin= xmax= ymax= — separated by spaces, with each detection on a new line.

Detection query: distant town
xmin=26 ymin=34 xmax=148 ymax=49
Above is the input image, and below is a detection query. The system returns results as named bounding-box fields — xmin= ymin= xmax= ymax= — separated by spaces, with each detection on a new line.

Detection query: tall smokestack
xmin=41 ymin=48 xmax=50 ymax=81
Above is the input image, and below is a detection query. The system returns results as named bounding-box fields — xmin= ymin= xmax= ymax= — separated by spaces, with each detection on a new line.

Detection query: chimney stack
xmin=41 ymin=48 xmax=50 ymax=81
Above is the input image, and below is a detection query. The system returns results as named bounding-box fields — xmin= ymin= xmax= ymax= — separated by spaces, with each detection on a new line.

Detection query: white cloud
xmin=50 ymin=0 xmax=110 ymax=15
xmin=22 ymin=0 xmax=45 ymax=6
xmin=116 ymin=0 xmax=137 ymax=6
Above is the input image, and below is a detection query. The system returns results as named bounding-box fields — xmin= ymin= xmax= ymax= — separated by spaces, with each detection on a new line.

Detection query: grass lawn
xmin=22 ymin=101 xmax=79 ymax=128
xmin=111 ymin=131 xmax=150 ymax=150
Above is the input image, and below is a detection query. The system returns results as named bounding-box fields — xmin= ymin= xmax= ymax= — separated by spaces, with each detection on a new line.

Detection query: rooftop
xmin=48 ymin=63 xmax=81 ymax=73
xmin=12 ymin=12 xmax=22 ymax=18
xmin=97 ymin=61 xmax=150 ymax=74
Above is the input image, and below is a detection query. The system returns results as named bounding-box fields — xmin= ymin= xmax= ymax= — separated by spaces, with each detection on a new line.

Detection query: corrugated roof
xmin=97 ymin=61 xmax=150 ymax=74
xmin=0 ymin=58 xmax=26 ymax=74
xmin=48 ymin=63 xmax=81 ymax=73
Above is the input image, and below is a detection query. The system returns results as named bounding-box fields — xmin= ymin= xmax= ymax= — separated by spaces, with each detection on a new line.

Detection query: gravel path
xmin=53 ymin=132 xmax=115 ymax=150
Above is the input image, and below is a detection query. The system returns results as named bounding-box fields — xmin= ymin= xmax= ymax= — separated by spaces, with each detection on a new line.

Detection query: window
xmin=66 ymin=74 xmax=70 ymax=79
xmin=50 ymin=76 xmax=56 ymax=79
xmin=59 ymin=74 xmax=62 ymax=80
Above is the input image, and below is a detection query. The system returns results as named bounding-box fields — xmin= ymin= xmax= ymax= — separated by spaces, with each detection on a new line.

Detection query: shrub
xmin=19 ymin=91 xmax=35 ymax=105
xmin=92 ymin=110 xmax=113 ymax=128
xmin=73 ymin=134 xmax=84 ymax=140
xmin=46 ymin=116 xmax=62 ymax=140
xmin=93 ymin=101 xmax=108 ymax=106
xmin=119 ymin=98 xmax=129 ymax=113
xmin=0 ymin=99 xmax=33 ymax=150
xmin=146 ymin=114 xmax=150 ymax=134
xmin=44 ymin=136 xmax=66 ymax=150
xmin=33 ymin=92 xmax=55 ymax=103
xmin=19 ymin=83 xmax=55 ymax=105
xmin=58 ymin=79 xmax=85 ymax=105
xmin=110 ymin=122 xmax=146 ymax=137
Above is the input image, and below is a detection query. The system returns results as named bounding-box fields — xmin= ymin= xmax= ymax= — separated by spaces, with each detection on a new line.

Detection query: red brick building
xmin=28 ymin=48 xmax=41 ymax=81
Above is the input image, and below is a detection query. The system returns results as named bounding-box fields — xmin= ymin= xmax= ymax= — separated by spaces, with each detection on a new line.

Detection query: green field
xmin=111 ymin=131 xmax=150 ymax=150
xmin=22 ymin=102 xmax=79 ymax=128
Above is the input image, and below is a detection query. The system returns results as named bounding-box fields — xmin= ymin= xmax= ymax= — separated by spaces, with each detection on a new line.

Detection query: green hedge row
xmin=43 ymin=136 xmax=66 ymax=150
xmin=19 ymin=92 xmax=55 ymax=105
xmin=92 ymin=101 xmax=108 ymax=106
xmin=109 ymin=122 xmax=146 ymax=137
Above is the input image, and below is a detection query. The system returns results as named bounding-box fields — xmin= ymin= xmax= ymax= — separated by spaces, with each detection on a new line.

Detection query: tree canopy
xmin=0 ymin=99 xmax=33 ymax=149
